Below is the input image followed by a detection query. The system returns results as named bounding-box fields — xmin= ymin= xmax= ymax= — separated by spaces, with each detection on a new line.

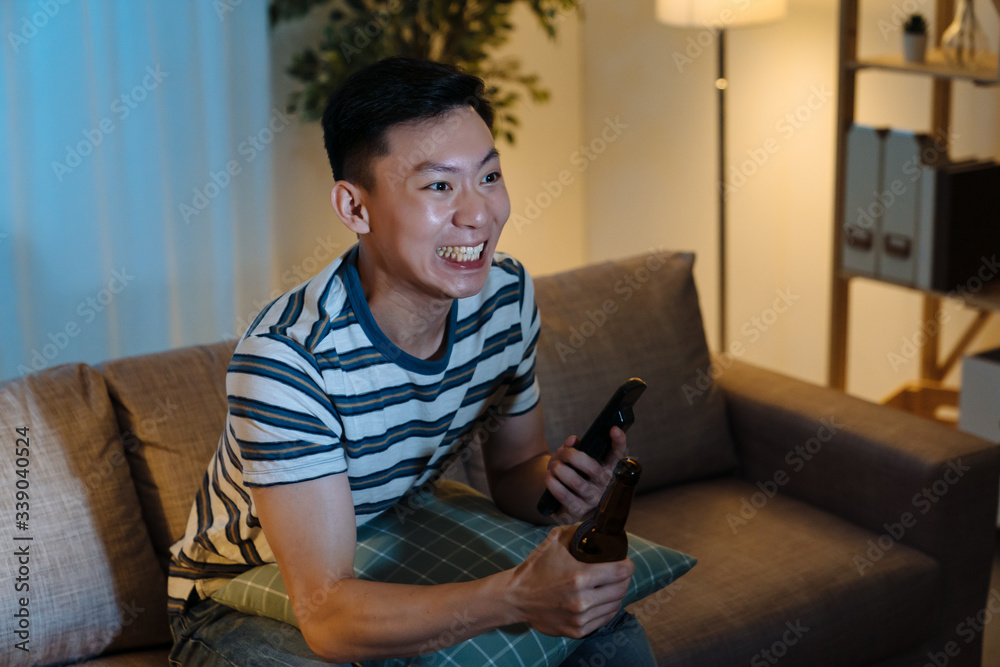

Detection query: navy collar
xmin=342 ymin=245 xmax=457 ymax=375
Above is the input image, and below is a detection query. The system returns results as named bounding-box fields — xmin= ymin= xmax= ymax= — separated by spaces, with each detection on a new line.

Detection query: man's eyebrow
xmin=413 ymin=148 xmax=500 ymax=174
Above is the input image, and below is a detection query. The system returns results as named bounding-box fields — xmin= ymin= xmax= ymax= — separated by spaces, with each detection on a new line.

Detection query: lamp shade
xmin=656 ymin=0 xmax=787 ymax=28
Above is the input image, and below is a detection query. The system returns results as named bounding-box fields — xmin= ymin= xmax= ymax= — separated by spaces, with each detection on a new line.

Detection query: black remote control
xmin=537 ymin=378 xmax=647 ymax=517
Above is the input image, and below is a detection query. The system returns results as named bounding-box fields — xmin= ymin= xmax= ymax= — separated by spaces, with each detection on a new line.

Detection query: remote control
xmin=537 ymin=377 xmax=647 ymax=516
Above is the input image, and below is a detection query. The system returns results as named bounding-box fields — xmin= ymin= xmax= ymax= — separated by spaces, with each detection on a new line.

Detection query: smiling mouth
xmin=436 ymin=242 xmax=486 ymax=262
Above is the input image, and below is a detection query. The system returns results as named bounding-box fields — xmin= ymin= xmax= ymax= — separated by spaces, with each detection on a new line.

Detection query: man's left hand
xmin=543 ymin=426 xmax=627 ymax=523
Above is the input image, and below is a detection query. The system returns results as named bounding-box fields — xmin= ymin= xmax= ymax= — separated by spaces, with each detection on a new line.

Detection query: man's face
xmin=359 ymin=106 xmax=511 ymax=303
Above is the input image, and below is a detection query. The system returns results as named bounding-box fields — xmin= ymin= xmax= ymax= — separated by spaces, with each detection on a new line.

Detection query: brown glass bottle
xmin=568 ymin=457 xmax=642 ymax=563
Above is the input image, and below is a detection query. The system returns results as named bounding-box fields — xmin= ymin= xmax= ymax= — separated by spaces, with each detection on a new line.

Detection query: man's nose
xmin=454 ymin=187 xmax=489 ymax=228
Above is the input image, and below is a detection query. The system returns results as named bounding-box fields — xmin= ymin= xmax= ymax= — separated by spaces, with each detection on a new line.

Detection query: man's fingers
xmin=607 ymin=425 xmax=627 ymax=463
xmin=586 ymin=558 xmax=635 ymax=589
xmin=580 ymin=600 xmax=626 ymax=636
xmin=560 ymin=447 xmax=605 ymax=481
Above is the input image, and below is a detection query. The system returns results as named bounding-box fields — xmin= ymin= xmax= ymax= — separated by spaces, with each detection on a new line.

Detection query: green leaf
xmin=271 ymin=0 xmax=581 ymax=143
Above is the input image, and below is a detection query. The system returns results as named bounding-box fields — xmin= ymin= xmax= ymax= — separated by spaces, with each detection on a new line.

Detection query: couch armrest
xmin=718 ymin=359 xmax=998 ymax=653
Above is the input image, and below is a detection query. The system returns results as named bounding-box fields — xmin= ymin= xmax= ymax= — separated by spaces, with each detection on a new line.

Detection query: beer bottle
xmin=569 ymin=457 xmax=642 ymax=563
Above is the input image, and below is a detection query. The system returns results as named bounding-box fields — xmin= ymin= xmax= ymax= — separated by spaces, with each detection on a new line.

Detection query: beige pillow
xmin=100 ymin=339 xmax=236 ymax=571
xmin=0 ymin=364 xmax=169 ymax=664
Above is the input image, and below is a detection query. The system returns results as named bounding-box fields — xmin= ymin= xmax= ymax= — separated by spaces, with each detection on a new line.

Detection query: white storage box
xmin=959 ymin=347 xmax=1000 ymax=443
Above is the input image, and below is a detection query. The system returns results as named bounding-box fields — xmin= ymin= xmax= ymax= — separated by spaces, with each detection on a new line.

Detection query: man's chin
xmin=437 ymin=271 xmax=490 ymax=301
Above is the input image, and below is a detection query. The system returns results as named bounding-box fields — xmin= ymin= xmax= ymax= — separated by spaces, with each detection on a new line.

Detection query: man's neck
xmin=355 ymin=254 xmax=453 ymax=361
xmin=371 ymin=291 xmax=452 ymax=361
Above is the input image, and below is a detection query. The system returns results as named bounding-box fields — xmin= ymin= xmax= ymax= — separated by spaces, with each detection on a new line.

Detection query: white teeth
xmin=436 ymin=242 xmax=485 ymax=262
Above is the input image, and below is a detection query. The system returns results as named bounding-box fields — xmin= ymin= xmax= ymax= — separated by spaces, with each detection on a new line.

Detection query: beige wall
xmin=268 ymin=0 xmax=1000 ymax=403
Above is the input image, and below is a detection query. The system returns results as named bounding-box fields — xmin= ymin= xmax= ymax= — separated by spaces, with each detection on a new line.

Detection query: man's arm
xmin=482 ymin=402 xmax=628 ymax=525
xmin=252 ymin=469 xmax=633 ymax=662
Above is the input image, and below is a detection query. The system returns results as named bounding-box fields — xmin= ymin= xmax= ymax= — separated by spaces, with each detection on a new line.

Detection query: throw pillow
xmin=212 ymin=480 xmax=695 ymax=666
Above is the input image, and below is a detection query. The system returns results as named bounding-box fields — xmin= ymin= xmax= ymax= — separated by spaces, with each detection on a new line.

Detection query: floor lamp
xmin=656 ymin=0 xmax=787 ymax=351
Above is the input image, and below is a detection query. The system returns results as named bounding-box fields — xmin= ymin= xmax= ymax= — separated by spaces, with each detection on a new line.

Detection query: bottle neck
xmin=593 ymin=459 xmax=640 ymax=535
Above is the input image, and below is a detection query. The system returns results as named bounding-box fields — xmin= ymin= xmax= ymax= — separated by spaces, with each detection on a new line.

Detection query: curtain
xmin=0 ymin=0 xmax=272 ymax=381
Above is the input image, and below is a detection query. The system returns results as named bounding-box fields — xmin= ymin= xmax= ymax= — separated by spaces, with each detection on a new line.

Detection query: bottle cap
xmin=615 ymin=457 xmax=642 ymax=485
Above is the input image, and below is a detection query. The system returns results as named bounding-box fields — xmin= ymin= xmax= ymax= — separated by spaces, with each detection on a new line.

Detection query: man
xmin=168 ymin=57 xmax=655 ymax=665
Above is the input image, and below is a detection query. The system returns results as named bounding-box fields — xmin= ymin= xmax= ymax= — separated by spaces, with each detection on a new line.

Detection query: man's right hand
xmin=505 ymin=524 xmax=634 ymax=638
xmin=255 ymin=473 xmax=634 ymax=661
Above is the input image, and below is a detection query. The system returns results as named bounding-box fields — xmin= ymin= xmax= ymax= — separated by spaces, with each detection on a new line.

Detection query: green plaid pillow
xmin=212 ymin=480 xmax=695 ymax=666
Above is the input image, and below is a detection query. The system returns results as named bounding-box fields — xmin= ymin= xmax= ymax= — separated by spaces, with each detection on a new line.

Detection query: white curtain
xmin=0 ymin=0 xmax=272 ymax=381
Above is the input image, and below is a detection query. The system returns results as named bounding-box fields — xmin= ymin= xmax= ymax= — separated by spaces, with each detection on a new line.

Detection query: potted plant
xmin=269 ymin=0 xmax=581 ymax=144
xmin=903 ymin=13 xmax=928 ymax=63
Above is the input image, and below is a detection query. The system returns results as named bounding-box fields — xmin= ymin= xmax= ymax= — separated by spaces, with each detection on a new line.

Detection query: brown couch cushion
xmin=0 ymin=365 xmax=169 ymax=664
xmin=100 ymin=339 xmax=237 ymax=571
xmin=532 ymin=252 xmax=738 ymax=493
xmin=627 ymin=479 xmax=941 ymax=665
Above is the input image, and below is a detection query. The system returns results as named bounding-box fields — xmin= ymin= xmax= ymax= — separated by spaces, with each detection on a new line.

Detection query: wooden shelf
xmin=830 ymin=0 xmax=1000 ymax=390
xmin=848 ymin=50 xmax=1000 ymax=85
xmin=838 ymin=270 xmax=1000 ymax=311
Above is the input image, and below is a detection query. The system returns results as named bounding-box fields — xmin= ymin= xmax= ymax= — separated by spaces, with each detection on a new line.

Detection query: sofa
xmin=2 ymin=250 xmax=997 ymax=666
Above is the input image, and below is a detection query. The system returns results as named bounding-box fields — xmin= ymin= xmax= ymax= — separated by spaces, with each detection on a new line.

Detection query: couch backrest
xmin=0 ymin=365 xmax=170 ymax=665
xmin=531 ymin=251 xmax=738 ymax=493
xmin=100 ymin=339 xmax=238 ymax=572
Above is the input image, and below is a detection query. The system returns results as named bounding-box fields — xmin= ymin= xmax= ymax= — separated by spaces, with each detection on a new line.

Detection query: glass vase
xmin=941 ymin=0 xmax=991 ymax=68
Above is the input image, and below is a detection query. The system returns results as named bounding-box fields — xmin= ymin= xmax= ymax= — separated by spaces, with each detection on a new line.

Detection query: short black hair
xmin=321 ymin=57 xmax=494 ymax=191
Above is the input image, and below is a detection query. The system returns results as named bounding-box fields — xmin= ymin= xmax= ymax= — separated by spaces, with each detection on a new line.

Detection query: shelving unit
xmin=829 ymin=0 xmax=1000 ymax=396
xmin=849 ymin=50 xmax=1000 ymax=84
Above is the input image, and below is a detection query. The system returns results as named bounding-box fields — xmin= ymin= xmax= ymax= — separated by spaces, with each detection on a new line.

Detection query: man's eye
xmin=482 ymin=172 xmax=501 ymax=184
xmin=426 ymin=182 xmax=450 ymax=192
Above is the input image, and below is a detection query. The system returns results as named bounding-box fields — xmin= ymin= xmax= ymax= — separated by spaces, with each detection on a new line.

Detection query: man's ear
xmin=331 ymin=180 xmax=370 ymax=234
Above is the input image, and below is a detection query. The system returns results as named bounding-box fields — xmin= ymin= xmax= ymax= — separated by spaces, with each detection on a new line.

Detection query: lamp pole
xmin=716 ymin=28 xmax=728 ymax=351
xmin=657 ymin=0 xmax=787 ymax=353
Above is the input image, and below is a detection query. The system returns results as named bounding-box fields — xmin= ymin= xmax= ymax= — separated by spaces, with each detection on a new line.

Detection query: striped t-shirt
xmin=167 ymin=245 xmax=541 ymax=614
